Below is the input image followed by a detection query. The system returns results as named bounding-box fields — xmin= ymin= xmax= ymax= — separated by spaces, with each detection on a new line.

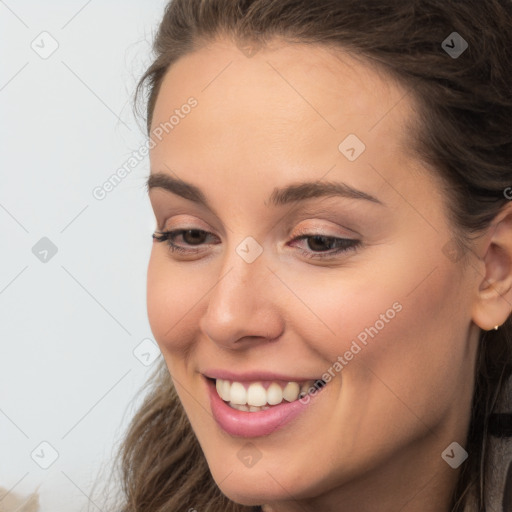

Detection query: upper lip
xmin=202 ymin=369 xmax=323 ymax=383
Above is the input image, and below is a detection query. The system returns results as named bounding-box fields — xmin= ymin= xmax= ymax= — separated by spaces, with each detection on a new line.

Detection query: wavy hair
xmin=102 ymin=1 xmax=512 ymax=511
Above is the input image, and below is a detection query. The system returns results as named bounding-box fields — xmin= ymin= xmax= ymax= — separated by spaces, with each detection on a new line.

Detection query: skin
xmin=146 ymin=38 xmax=512 ymax=512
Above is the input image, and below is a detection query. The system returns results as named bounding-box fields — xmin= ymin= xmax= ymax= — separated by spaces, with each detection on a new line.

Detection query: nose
xmin=198 ymin=245 xmax=285 ymax=349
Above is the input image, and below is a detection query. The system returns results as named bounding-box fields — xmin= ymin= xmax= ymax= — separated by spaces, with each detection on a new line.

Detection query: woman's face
xmin=147 ymin=39 xmax=482 ymax=509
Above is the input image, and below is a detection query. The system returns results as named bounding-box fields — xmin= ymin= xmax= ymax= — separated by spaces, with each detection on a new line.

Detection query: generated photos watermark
xmin=299 ymin=301 xmax=403 ymax=404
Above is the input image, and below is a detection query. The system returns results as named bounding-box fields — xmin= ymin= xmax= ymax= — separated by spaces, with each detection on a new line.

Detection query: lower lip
xmin=205 ymin=377 xmax=326 ymax=438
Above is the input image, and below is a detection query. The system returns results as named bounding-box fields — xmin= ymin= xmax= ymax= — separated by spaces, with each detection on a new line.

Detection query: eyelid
xmin=290 ymin=223 xmax=359 ymax=240
xmin=153 ymin=200 xmax=364 ymax=238
xmin=158 ymin=214 xmax=215 ymax=234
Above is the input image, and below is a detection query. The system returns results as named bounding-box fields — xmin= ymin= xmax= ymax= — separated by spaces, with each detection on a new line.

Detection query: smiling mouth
xmin=208 ymin=377 xmax=327 ymax=412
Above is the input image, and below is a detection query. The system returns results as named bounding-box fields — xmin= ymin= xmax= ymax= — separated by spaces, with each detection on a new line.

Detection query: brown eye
xmin=290 ymin=234 xmax=361 ymax=260
xmin=152 ymin=229 xmax=219 ymax=255
xmin=305 ymin=235 xmax=338 ymax=252
xmin=182 ymin=229 xmax=208 ymax=245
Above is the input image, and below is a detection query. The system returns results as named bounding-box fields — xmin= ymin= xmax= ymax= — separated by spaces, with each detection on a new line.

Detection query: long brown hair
xmin=101 ymin=1 xmax=512 ymax=510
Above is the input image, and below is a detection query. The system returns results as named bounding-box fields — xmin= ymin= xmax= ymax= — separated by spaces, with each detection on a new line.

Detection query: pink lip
xmin=202 ymin=369 xmax=322 ymax=383
xmin=204 ymin=376 xmax=326 ymax=438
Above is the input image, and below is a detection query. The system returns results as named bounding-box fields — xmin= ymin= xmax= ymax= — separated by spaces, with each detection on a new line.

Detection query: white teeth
xmin=267 ymin=382 xmax=284 ymax=405
xmin=231 ymin=403 xmax=249 ymax=412
xmin=247 ymin=382 xmax=268 ymax=406
xmin=214 ymin=378 xmax=324 ymax=409
xmin=229 ymin=382 xmax=247 ymax=405
xmin=282 ymin=382 xmax=300 ymax=402
xmin=216 ymin=378 xmax=231 ymax=401
xmin=249 ymin=405 xmax=270 ymax=412
xmin=299 ymin=381 xmax=311 ymax=398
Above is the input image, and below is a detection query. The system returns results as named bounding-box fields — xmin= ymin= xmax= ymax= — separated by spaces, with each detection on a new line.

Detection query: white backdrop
xmin=0 ymin=1 xmax=169 ymax=510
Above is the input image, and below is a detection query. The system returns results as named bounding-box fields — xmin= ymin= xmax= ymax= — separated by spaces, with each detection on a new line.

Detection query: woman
xmin=107 ymin=1 xmax=512 ymax=511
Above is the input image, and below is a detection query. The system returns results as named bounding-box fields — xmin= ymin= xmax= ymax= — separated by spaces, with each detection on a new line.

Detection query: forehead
xmin=151 ymin=38 xmax=412 ymax=131
xmin=149 ymin=38 xmax=426 ymax=205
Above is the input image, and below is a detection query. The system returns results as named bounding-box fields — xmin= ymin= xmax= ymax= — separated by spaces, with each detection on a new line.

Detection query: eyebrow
xmin=146 ymin=172 xmax=384 ymax=209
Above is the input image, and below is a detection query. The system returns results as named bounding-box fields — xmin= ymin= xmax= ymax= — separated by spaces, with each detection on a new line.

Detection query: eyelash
xmin=152 ymin=228 xmax=361 ymax=260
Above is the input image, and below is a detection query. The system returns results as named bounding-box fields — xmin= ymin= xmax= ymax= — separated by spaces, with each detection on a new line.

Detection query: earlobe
xmin=471 ymin=203 xmax=512 ymax=331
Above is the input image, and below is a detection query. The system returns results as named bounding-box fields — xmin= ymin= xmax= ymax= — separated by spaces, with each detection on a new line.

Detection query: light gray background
xmin=0 ymin=1 xmax=169 ymax=510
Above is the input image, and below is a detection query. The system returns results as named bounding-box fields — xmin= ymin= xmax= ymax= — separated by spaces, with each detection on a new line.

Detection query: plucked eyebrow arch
xmin=146 ymin=172 xmax=385 ymax=209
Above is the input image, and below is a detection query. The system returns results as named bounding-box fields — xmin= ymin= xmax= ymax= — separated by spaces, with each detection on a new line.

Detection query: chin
xmin=215 ymin=483 xmax=276 ymax=508
xmin=212 ymin=465 xmax=319 ymax=507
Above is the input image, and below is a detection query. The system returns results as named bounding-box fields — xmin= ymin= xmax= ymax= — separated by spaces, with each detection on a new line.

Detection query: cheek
xmin=273 ymin=250 xmax=409 ymax=360
xmin=281 ymin=243 xmax=468 ymax=418
xmin=146 ymin=249 xmax=204 ymax=354
xmin=365 ymin=262 xmax=469 ymax=411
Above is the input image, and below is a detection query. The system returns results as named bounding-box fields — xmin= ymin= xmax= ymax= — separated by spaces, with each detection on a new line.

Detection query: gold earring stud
xmin=494 ymin=325 xmax=499 ymax=330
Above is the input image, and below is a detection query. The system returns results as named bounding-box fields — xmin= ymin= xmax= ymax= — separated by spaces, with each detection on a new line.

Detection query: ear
xmin=471 ymin=202 xmax=512 ymax=331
